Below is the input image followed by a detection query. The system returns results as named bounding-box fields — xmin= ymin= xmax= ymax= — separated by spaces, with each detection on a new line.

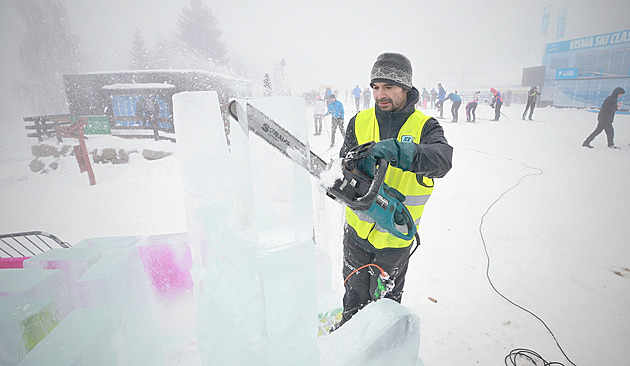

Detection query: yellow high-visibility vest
xmin=345 ymin=108 xmax=434 ymax=249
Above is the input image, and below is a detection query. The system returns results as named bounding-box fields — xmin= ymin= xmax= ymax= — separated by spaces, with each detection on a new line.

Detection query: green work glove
xmin=355 ymin=155 xmax=377 ymax=178
xmin=370 ymin=138 xmax=415 ymax=171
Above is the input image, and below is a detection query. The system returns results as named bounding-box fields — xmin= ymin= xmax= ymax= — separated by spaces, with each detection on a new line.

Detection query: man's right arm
xmin=339 ymin=116 xmax=358 ymax=158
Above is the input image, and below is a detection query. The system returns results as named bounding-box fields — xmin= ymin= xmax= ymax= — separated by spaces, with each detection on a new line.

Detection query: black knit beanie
xmin=370 ymin=52 xmax=413 ymax=90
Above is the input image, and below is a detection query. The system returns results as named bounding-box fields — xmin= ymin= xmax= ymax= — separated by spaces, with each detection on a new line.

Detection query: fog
xmin=1 ymin=0 xmax=629 ymax=115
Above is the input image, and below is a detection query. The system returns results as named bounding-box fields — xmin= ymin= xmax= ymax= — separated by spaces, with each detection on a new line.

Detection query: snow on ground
xmin=1 ymin=99 xmax=629 ymax=365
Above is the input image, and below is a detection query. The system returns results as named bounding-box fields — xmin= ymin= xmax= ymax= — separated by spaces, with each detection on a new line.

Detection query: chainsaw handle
xmin=352 ymin=157 xmax=388 ymax=210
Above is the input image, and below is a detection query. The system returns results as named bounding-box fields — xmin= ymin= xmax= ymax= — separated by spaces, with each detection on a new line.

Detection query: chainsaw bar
xmin=228 ymin=100 xmax=328 ymax=178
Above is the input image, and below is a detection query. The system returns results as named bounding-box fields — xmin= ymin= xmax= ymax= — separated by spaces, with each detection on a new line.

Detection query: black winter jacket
xmin=598 ymin=87 xmax=625 ymax=124
xmin=340 ymin=87 xmax=453 ymax=179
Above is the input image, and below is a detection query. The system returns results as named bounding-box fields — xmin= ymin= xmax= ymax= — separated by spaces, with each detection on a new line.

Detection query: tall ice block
xmin=174 ymin=93 xmax=320 ymax=365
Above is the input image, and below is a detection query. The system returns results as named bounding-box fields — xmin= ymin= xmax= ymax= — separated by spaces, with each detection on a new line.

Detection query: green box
xmin=71 ymin=116 xmax=111 ymax=135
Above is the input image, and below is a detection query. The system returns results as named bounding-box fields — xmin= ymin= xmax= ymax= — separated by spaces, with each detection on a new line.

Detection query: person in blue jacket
xmin=352 ymin=85 xmax=362 ymax=111
xmin=444 ymin=91 xmax=462 ymax=122
xmin=325 ymin=94 xmax=345 ymax=147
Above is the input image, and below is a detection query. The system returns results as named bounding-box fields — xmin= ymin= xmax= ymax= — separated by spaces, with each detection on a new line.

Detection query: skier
xmin=352 ymin=85 xmax=362 ymax=111
xmin=489 ymin=88 xmax=503 ymax=121
xmin=444 ymin=91 xmax=462 ymax=122
xmin=363 ymin=87 xmax=371 ymax=109
xmin=436 ymin=83 xmax=446 ymax=118
xmin=582 ymin=87 xmax=625 ymax=149
xmin=324 ymin=94 xmax=345 ymax=147
xmin=430 ymin=88 xmax=437 ymax=108
xmin=465 ymin=99 xmax=478 ymax=122
xmin=313 ymin=95 xmax=326 ymax=135
xmin=522 ymin=86 xmax=541 ymax=121
xmin=333 ymin=52 xmax=453 ymax=330
xmin=421 ymin=87 xmax=430 ymax=109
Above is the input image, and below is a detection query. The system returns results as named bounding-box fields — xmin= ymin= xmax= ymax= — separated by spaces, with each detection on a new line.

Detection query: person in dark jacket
xmin=436 ymin=83 xmax=446 ymax=118
xmin=332 ymin=52 xmax=453 ymax=331
xmin=583 ymin=87 xmax=625 ymax=149
xmin=522 ymin=86 xmax=541 ymax=121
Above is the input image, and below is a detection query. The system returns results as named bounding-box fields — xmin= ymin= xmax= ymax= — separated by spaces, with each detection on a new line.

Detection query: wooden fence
xmin=23 ymin=115 xmax=176 ymax=143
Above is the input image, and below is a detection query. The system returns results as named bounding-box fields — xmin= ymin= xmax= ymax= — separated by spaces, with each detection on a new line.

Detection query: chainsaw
xmin=227 ymin=100 xmax=416 ymax=240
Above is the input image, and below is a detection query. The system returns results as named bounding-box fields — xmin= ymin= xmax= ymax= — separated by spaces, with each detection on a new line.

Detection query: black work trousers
xmin=340 ymin=225 xmax=412 ymax=326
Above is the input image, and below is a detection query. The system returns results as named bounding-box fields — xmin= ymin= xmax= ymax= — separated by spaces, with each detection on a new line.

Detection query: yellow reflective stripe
xmin=369 ymin=230 xmax=414 ymax=249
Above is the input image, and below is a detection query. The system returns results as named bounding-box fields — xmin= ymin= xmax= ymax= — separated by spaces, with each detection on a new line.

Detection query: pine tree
xmin=14 ymin=0 xmax=81 ymax=114
xmin=177 ymin=0 xmax=227 ymax=64
xmin=130 ymin=29 xmax=150 ymax=70
xmin=263 ymin=74 xmax=272 ymax=96
xmin=151 ymin=36 xmax=171 ymax=69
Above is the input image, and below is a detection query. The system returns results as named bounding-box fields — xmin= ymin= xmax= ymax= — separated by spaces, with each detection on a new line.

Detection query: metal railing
xmin=0 ymin=231 xmax=70 ymax=258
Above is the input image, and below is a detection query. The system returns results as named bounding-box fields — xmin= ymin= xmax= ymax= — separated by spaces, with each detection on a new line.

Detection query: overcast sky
xmin=1 ymin=0 xmax=629 ymax=113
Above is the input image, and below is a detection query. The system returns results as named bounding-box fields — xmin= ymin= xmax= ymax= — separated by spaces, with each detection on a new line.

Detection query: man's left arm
xmin=409 ymin=118 xmax=453 ymax=178
xmin=370 ymin=118 xmax=453 ymax=179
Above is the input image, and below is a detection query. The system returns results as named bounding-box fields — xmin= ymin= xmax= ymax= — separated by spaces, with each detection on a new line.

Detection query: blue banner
xmin=546 ymin=29 xmax=630 ymax=54
xmin=557 ymin=8 xmax=567 ymax=39
xmin=540 ymin=6 xmax=550 ymax=35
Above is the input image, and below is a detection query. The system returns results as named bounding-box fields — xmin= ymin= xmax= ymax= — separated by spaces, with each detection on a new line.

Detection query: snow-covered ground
xmin=1 ymin=99 xmax=629 ymax=365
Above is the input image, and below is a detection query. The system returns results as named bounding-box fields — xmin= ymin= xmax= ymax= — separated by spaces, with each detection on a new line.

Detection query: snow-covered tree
xmin=177 ymin=0 xmax=227 ymax=65
xmin=263 ymin=74 xmax=272 ymax=96
xmin=13 ymin=0 xmax=81 ymax=114
xmin=151 ymin=35 xmax=171 ymax=70
xmin=130 ymin=29 xmax=150 ymax=70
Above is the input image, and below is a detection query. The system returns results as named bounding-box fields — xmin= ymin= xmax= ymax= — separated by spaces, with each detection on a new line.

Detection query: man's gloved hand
xmin=370 ymin=138 xmax=415 ymax=171
xmin=355 ymin=155 xmax=377 ymax=178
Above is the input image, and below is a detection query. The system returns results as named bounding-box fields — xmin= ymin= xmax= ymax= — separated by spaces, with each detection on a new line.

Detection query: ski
xmin=228 ymin=100 xmax=327 ymax=178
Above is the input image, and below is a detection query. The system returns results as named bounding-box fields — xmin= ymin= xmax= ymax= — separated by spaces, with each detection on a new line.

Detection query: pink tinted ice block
xmin=0 ymin=257 xmax=30 ymax=269
xmin=137 ymin=234 xmax=193 ymax=302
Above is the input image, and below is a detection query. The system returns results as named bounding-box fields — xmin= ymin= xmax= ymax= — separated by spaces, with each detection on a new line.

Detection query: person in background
xmin=444 ymin=90 xmax=462 ymax=122
xmin=465 ymin=98 xmax=478 ymax=122
xmin=325 ymin=87 xmax=333 ymax=106
xmin=522 ymin=86 xmax=541 ymax=121
xmin=490 ymin=88 xmax=503 ymax=121
xmin=313 ymin=94 xmax=326 ymax=136
xmin=430 ymin=87 xmax=437 ymax=109
xmin=505 ymin=90 xmax=513 ymax=107
xmin=582 ymin=87 xmax=625 ymax=149
xmin=352 ymin=85 xmax=362 ymax=111
xmin=436 ymin=83 xmax=446 ymax=118
xmin=332 ymin=52 xmax=453 ymax=331
xmin=324 ymin=94 xmax=345 ymax=147
xmin=421 ymin=87 xmax=430 ymax=109
xmin=363 ymin=87 xmax=371 ymax=109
